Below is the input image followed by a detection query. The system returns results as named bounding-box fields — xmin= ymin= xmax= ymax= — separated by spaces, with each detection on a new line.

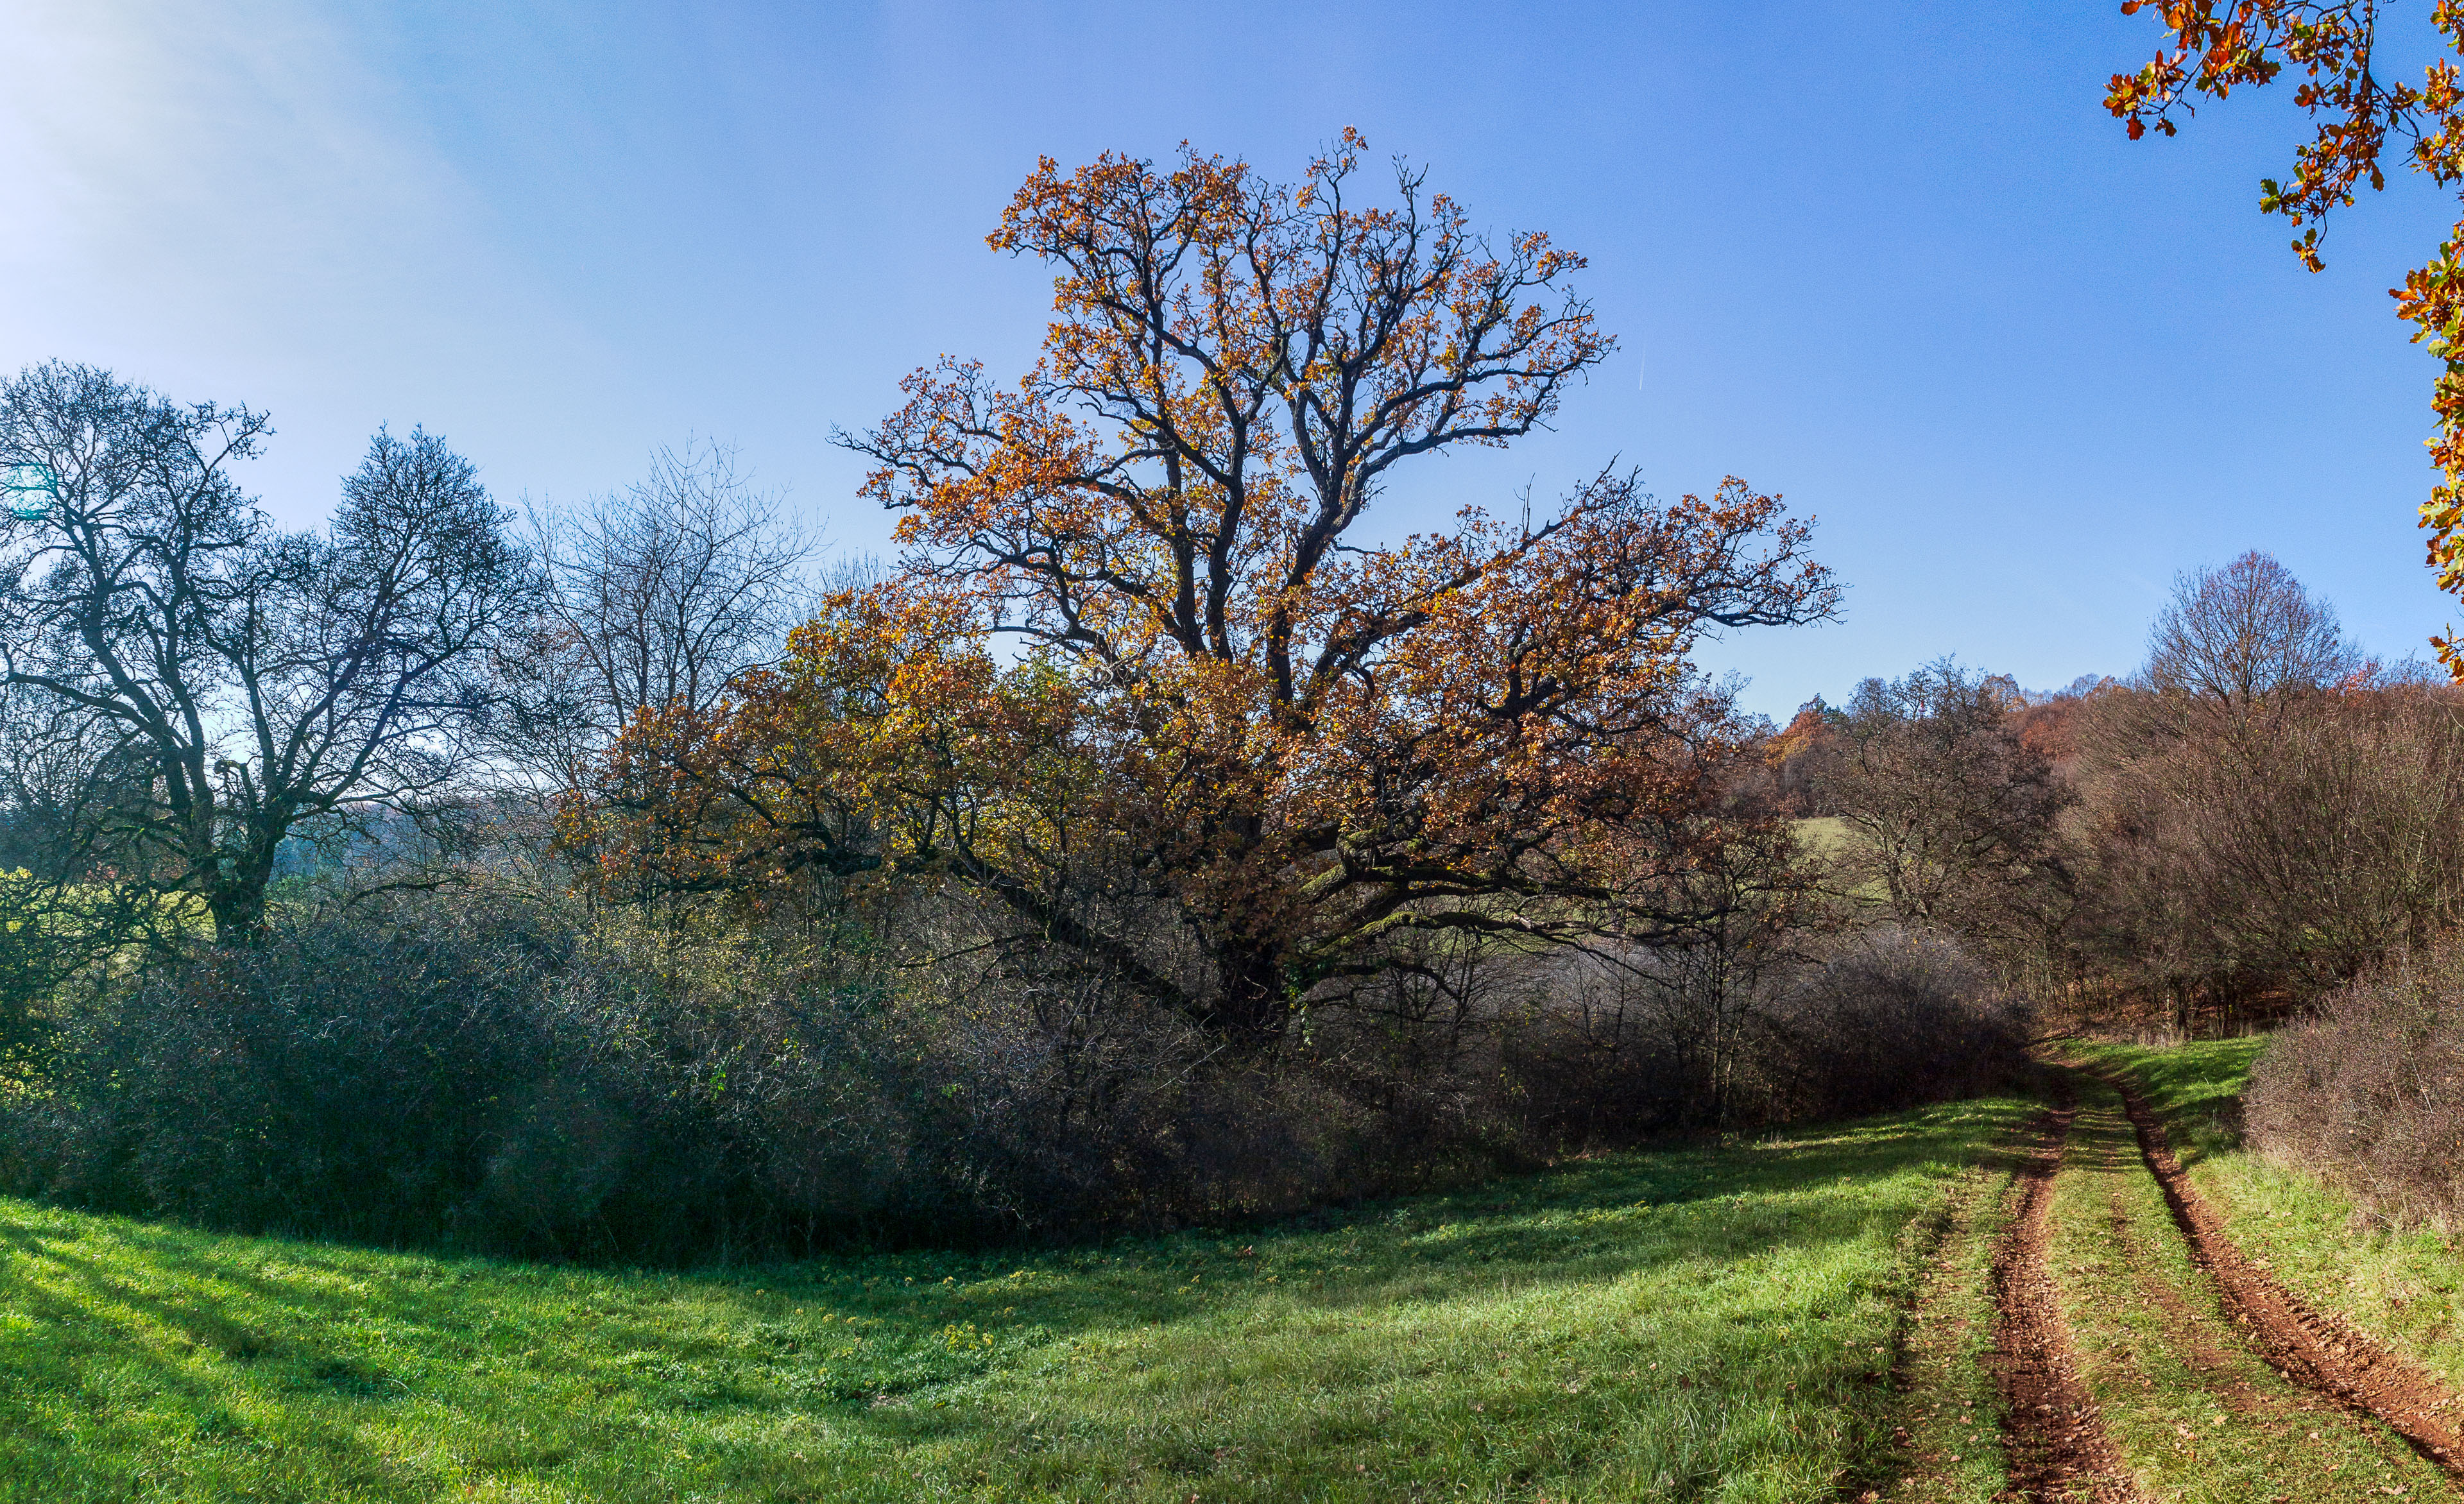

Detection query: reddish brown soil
xmin=2097 ymin=1070 xmax=2464 ymax=1486
xmin=1988 ymin=1102 xmax=2139 ymax=1503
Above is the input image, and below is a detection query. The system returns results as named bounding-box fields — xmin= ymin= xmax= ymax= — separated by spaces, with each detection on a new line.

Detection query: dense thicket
xmin=0 ymin=886 xmax=2025 ymax=1256
xmin=1777 ymin=554 xmax=2464 ymax=1038
xmin=2246 ymin=941 xmax=2464 ymax=1229
xmin=2067 ymin=675 xmax=2464 ymax=1024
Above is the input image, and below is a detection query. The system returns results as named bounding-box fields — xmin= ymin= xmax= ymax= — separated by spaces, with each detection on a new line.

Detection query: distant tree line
xmin=1768 ymin=551 xmax=2464 ymax=1039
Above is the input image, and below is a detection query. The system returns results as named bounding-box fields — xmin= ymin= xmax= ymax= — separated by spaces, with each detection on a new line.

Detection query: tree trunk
xmin=207 ymin=882 xmax=267 ymax=946
xmin=206 ymin=847 xmax=278 ymax=946
xmin=1212 ymin=945 xmax=1292 ymax=1043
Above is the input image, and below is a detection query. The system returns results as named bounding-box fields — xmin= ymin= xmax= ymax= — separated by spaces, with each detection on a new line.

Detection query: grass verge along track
xmin=1987 ymin=1094 xmax=2135 ymax=1503
xmin=2082 ymin=1039 xmax=2464 ymax=1414
xmin=2006 ymin=1050 xmax=2463 ymax=1503
xmin=2097 ymin=1065 xmax=2464 ymax=1480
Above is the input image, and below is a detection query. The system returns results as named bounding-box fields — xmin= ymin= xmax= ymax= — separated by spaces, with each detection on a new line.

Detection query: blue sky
xmin=3 ymin=1 xmax=2455 ymax=718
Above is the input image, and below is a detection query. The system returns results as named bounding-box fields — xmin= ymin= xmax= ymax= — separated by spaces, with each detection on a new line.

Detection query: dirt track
xmin=1987 ymin=1098 xmax=2137 ymax=1503
xmin=1960 ymin=1064 xmax=2464 ymax=1501
xmin=2096 ymin=1068 xmax=2464 ymax=1483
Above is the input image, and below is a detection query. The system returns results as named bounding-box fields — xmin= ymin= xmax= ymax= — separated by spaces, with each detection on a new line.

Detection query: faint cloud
xmin=0 ymin=0 xmax=499 ymax=362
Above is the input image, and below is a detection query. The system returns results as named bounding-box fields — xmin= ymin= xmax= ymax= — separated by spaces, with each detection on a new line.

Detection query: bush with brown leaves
xmin=2246 ymin=940 xmax=2464 ymax=1228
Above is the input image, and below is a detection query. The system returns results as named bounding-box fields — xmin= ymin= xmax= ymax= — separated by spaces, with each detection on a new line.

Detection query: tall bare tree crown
xmin=0 ymin=361 xmax=538 ymax=943
xmin=2144 ymin=549 xmax=2361 ymax=709
xmin=515 ymin=440 xmax=813 ymax=792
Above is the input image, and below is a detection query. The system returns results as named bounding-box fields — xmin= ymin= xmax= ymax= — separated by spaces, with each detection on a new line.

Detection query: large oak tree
xmin=600 ymin=137 xmax=1835 ymax=1039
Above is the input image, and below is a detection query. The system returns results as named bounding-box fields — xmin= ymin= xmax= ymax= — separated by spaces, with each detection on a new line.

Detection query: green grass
xmin=0 ymin=1100 xmax=2032 ymax=1504
xmin=2082 ymin=1039 xmax=2464 ymax=1403
xmin=1790 ymin=817 xmax=1855 ymax=857
xmin=2067 ymin=1038 xmax=2262 ymax=1166
xmin=1870 ymin=1156 xmax=2016 ymax=1504
xmin=1788 ymin=818 xmax=1892 ymax=908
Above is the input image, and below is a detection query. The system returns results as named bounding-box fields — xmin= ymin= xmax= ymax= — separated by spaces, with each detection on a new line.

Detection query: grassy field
xmin=0 ymin=1098 xmax=2031 ymax=1504
xmin=1790 ymin=817 xmax=1855 ymax=857
xmin=28 ymin=1034 xmax=2443 ymax=1503
xmin=2081 ymin=1039 xmax=2464 ymax=1399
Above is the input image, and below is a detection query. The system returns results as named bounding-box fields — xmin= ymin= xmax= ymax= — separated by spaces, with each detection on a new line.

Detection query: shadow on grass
xmin=11 ymin=1095 xmax=2041 ymax=1337
xmin=0 ymin=1095 xmax=2035 ymax=1498
xmin=0 ymin=1252 xmax=431 ymax=1498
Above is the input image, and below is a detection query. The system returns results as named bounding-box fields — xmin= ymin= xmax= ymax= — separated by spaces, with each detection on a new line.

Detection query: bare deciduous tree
xmin=2146 ymin=549 xmax=2361 ymax=712
xmin=1819 ymin=660 xmax=2072 ymax=957
xmin=2073 ymin=678 xmax=2464 ymax=1029
xmin=515 ymin=440 xmax=814 ymax=790
xmin=0 ymin=361 xmax=538 ymax=943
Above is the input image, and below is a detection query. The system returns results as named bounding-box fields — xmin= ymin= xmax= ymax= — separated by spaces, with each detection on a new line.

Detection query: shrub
xmin=1482 ymin=925 xmax=2026 ymax=1145
xmin=1765 ymin=927 xmax=2030 ymax=1122
xmin=2 ymin=894 xmax=961 ymax=1258
xmin=2067 ymin=681 xmax=2464 ymax=1030
xmin=2246 ymin=940 xmax=2464 ymax=1227
xmin=3 ymin=891 xmax=1462 ymax=1256
xmin=1 ymin=887 xmax=2035 ymax=1261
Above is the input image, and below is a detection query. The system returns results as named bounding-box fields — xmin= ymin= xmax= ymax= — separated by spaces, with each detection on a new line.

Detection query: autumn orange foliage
xmin=592 ymin=135 xmax=1835 ymax=1039
xmin=2107 ymin=3 xmax=2464 ymax=671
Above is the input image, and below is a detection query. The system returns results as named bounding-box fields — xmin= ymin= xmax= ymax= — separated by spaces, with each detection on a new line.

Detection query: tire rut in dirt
xmin=1989 ymin=1098 xmax=2138 ymax=1503
xmin=2096 ymin=1068 xmax=2464 ymax=1487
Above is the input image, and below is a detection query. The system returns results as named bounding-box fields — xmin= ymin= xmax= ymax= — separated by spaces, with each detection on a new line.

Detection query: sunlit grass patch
xmin=0 ymin=1097 xmax=2028 ymax=1502
xmin=1867 ymin=1159 xmax=2016 ymax=1504
xmin=2070 ymin=1038 xmax=2262 ymax=1165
